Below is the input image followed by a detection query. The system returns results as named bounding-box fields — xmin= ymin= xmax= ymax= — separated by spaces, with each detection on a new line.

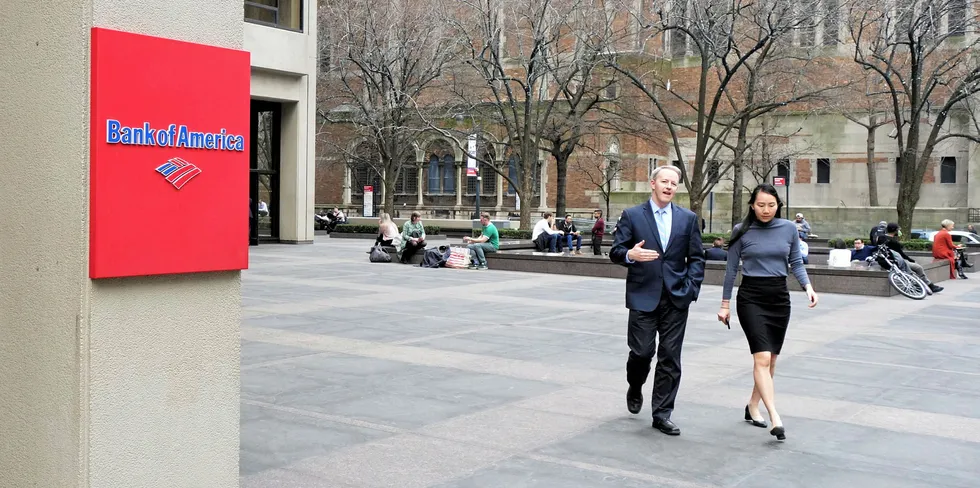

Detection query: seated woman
xmin=933 ymin=219 xmax=966 ymax=280
xmin=375 ymin=213 xmax=399 ymax=248
xmin=399 ymin=211 xmax=427 ymax=264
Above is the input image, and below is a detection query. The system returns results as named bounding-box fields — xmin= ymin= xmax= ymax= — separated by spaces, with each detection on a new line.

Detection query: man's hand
xmin=463 ymin=236 xmax=471 ymax=243
xmin=627 ymin=240 xmax=659 ymax=262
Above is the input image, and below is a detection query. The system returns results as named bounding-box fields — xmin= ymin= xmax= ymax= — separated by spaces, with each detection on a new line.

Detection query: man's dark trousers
xmin=626 ymin=285 xmax=688 ymax=421
xmin=591 ymin=236 xmax=602 ymax=255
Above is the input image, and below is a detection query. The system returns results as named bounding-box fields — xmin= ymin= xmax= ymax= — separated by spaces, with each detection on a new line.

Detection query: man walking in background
xmin=610 ymin=165 xmax=705 ymax=436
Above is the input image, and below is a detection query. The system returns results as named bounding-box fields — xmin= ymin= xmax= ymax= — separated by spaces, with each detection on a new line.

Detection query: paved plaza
xmin=240 ymin=237 xmax=980 ymax=487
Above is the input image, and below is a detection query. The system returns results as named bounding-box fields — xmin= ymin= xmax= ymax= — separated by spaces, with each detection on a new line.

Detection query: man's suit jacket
xmin=610 ymin=202 xmax=706 ymax=312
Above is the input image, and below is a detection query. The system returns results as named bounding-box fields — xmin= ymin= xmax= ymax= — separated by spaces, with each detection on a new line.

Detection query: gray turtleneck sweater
xmin=722 ymin=218 xmax=810 ymax=300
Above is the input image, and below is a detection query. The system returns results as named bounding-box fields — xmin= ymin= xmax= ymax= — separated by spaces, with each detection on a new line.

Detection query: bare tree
xmin=317 ymin=0 xmax=459 ymax=214
xmin=570 ymin=144 xmax=640 ymax=220
xmin=838 ymin=73 xmax=895 ymax=207
xmin=611 ymin=0 xmax=843 ymax=222
xmin=850 ymin=0 xmax=980 ymax=235
xmin=434 ymin=0 xmax=623 ymax=229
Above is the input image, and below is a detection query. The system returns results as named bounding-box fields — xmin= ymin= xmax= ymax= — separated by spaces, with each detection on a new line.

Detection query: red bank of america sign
xmin=89 ymin=27 xmax=250 ymax=279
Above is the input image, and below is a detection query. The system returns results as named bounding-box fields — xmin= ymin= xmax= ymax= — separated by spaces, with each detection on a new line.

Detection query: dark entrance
xmin=249 ymin=100 xmax=281 ymax=245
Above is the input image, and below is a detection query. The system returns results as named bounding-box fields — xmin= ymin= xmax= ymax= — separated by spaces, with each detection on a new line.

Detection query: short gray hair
xmin=941 ymin=219 xmax=954 ymax=229
xmin=651 ymin=165 xmax=682 ymax=181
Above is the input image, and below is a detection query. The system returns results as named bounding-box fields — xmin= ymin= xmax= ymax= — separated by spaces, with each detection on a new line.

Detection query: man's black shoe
xmin=930 ymin=284 xmax=945 ymax=293
xmin=652 ymin=417 xmax=681 ymax=436
xmin=626 ymin=387 xmax=643 ymax=414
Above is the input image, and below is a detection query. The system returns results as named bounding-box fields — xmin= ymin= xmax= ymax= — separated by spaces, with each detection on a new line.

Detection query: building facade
xmin=314 ymin=1 xmax=980 ymax=236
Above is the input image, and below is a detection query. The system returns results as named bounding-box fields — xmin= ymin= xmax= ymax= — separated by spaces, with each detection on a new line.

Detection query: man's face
xmin=714 ymin=239 xmax=724 ymax=248
xmin=795 ymin=216 xmax=803 ymax=222
xmin=565 ymin=217 xmax=572 ymax=225
xmin=854 ymin=240 xmax=864 ymax=250
xmin=594 ymin=211 xmax=601 ymax=219
xmin=651 ymin=170 xmax=679 ymax=206
xmin=481 ymin=216 xmax=490 ymax=226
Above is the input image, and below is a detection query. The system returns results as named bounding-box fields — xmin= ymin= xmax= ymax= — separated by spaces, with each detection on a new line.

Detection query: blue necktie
xmin=655 ymin=209 xmax=669 ymax=249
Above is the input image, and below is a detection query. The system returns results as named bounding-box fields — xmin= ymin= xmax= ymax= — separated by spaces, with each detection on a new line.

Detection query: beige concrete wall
xmin=0 ymin=2 xmax=90 ymax=486
xmin=247 ymin=3 xmax=318 ymax=244
xmin=1 ymin=1 xmax=243 ymax=487
xmin=87 ymin=1 xmax=244 ymax=486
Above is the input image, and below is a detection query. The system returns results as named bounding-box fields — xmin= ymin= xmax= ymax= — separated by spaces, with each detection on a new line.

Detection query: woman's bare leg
xmin=753 ymin=351 xmax=781 ymax=427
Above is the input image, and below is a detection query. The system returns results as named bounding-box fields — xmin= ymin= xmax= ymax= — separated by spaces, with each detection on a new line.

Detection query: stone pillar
xmin=455 ymin=162 xmax=463 ymax=207
xmin=0 ymin=2 xmax=245 ymax=487
xmin=342 ymin=165 xmax=352 ymax=206
xmin=496 ymin=163 xmax=504 ymax=209
xmin=538 ymin=159 xmax=549 ymax=210
xmin=416 ymin=162 xmax=424 ymax=207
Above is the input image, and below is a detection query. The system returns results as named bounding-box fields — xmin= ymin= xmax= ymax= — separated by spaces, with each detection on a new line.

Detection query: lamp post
xmin=467 ymin=131 xmax=481 ymax=220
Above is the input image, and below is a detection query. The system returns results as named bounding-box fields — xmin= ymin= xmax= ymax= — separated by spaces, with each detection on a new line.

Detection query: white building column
xmin=455 ymin=163 xmax=463 ymax=207
xmin=495 ymin=164 xmax=504 ymax=209
xmin=416 ymin=162 xmax=424 ymax=207
xmin=537 ymin=159 xmax=549 ymax=210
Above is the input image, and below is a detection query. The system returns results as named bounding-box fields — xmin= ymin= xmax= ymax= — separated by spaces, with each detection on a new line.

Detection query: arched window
xmin=424 ymin=140 xmax=455 ymax=194
xmin=505 ymin=152 xmax=541 ymax=196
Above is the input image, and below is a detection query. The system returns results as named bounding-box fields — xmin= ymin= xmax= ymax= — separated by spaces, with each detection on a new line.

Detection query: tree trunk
xmin=383 ymin=179 xmax=396 ymax=217
xmin=555 ymin=154 xmax=568 ymax=217
xmin=866 ymin=122 xmax=879 ymax=207
xmin=730 ymin=118 xmax=749 ymax=230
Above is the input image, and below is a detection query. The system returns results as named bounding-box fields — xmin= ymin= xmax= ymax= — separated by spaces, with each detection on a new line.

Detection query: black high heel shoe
xmin=744 ymin=406 xmax=767 ymax=428
xmin=770 ymin=425 xmax=786 ymax=440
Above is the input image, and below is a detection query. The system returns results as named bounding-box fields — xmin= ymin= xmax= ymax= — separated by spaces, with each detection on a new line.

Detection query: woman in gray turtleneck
xmin=717 ymin=184 xmax=819 ymax=441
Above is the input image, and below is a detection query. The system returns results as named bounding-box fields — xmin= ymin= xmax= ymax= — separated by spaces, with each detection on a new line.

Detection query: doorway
xmin=250 ymin=100 xmax=281 ymax=245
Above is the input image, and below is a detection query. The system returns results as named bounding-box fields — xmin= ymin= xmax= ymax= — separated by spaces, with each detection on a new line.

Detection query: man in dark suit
xmin=610 ymin=165 xmax=705 ymax=436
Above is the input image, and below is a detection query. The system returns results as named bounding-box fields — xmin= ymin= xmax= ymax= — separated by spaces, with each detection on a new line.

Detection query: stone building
xmin=315 ymin=1 xmax=980 ymax=236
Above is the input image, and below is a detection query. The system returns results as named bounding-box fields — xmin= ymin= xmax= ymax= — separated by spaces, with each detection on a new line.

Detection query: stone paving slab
xmin=241 ymin=236 xmax=980 ymax=487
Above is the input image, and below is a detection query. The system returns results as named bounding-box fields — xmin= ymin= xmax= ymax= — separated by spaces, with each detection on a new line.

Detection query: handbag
xmin=445 ymin=246 xmax=471 ymax=268
xmin=369 ymin=244 xmax=392 ymax=263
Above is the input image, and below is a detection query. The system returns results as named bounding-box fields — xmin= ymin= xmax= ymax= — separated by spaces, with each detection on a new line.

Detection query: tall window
xmin=822 ymin=0 xmax=839 ymax=45
xmin=949 ymin=0 xmax=967 ymax=35
xmin=426 ymin=153 xmax=456 ymax=194
xmin=706 ymin=160 xmax=720 ymax=184
xmin=394 ymin=164 xmax=418 ymax=195
xmin=669 ymin=0 xmax=688 ymax=58
xmin=350 ymin=163 xmax=379 ymax=195
xmin=776 ymin=159 xmax=790 ymax=180
xmin=817 ymin=158 xmax=831 ymax=184
xmin=507 ymin=155 xmax=519 ymax=195
xmin=941 ymin=157 xmax=957 ymax=184
xmin=245 ymin=0 xmax=303 ymax=31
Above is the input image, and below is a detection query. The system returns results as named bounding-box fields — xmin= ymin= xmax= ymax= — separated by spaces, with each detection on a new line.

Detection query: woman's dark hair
xmin=728 ymin=184 xmax=783 ymax=245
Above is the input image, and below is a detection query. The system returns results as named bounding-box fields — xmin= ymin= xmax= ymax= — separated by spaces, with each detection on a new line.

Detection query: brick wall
xmin=795 ymin=159 xmax=812 ymax=184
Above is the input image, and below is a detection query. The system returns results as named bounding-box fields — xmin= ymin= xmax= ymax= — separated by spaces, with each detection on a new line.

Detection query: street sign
xmin=363 ymin=186 xmax=374 ymax=217
xmin=466 ymin=134 xmax=478 ymax=176
xmin=773 ymin=177 xmax=786 ymax=186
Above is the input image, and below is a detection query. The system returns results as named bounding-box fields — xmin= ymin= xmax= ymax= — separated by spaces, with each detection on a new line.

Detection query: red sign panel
xmin=89 ymin=27 xmax=251 ymax=278
xmin=773 ymin=177 xmax=786 ymax=186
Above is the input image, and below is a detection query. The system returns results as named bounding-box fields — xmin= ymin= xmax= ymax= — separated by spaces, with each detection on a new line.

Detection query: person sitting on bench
xmin=557 ymin=215 xmax=583 ymax=254
xmin=531 ymin=212 xmax=563 ymax=253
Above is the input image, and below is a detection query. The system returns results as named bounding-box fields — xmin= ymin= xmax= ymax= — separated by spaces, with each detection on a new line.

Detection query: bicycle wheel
xmin=889 ymin=270 xmax=927 ymax=299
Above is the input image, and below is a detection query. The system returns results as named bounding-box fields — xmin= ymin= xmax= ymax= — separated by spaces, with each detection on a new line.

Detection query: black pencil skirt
xmin=736 ymin=276 xmax=792 ymax=355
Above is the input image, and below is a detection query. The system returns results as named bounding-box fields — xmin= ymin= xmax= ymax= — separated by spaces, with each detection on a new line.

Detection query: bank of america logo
xmin=155 ymin=157 xmax=202 ymax=189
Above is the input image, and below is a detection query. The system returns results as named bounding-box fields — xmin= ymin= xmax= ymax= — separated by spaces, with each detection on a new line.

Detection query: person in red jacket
xmin=590 ymin=209 xmax=605 ymax=255
xmin=933 ymin=219 xmax=966 ymax=279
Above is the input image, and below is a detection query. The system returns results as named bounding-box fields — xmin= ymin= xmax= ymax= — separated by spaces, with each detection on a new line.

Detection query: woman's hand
xmin=805 ymin=285 xmax=819 ymax=308
xmin=717 ymin=307 xmax=730 ymax=326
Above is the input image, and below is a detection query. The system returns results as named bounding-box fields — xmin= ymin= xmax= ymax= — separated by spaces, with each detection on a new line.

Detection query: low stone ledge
xmin=484 ymin=252 xmax=952 ymax=297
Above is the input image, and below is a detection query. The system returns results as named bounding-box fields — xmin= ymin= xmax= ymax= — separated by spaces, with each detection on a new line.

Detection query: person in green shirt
xmin=462 ymin=212 xmax=499 ymax=270
xmin=399 ymin=211 xmax=427 ymax=264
